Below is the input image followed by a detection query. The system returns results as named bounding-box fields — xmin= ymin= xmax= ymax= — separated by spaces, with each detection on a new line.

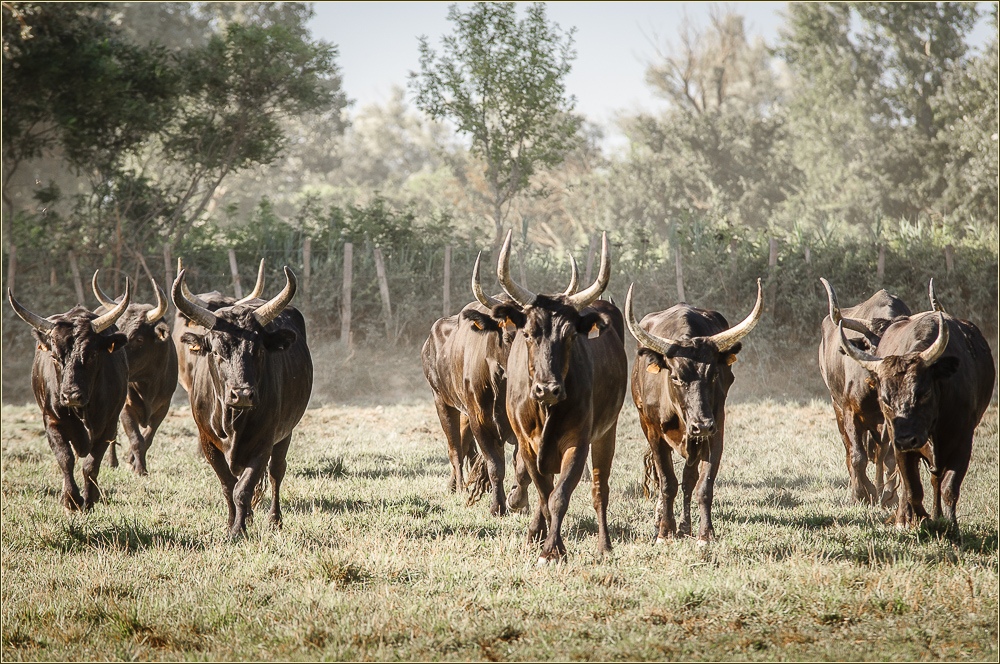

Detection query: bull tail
xmin=642 ymin=448 xmax=658 ymax=500
xmin=464 ymin=453 xmax=491 ymax=506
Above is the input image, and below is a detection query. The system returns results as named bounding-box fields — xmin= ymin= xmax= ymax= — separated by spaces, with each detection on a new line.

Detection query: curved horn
xmin=919 ymin=312 xmax=949 ymax=365
xmin=145 ymin=278 xmax=168 ymax=323
xmin=234 ymin=258 xmax=266 ymax=305
xmin=496 ymin=229 xmax=536 ymax=307
xmin=172 ymin=269 xmax=217 ymax=329
xmin=472 ymin=252 xmax=503 ymax=309
xmin=707 ymin=278 xmax=764 ymax=352
xmin=7 ymin=289 xmax=55 ymax=333
xmin=92 ymin=270 xmax=118 ymax=309
xmin=252 ymin=266 xmax=296 ymax=328
xmin=838 ymin=321 xmax=882 ymax=372
xmin=177 ymin=257 xmax=210 ymax=308
xmin=562 ymin=254 xmax=579 ymax=296
xmin=566 ymin=232 xmax=610 ymax=310
xmin=928 ymin=278 xmax=944 ymax=313
xmin=91 ymin=278 xmax=131 ymax=333
xmin=820 ymin=277 xmax=879 ymax=337
xmin=624 ymin=283 xmax=681 ymax=356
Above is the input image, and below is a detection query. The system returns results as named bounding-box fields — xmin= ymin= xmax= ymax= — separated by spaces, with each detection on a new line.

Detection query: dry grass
xmin=1 ymin=389 xmax=997 ymax=661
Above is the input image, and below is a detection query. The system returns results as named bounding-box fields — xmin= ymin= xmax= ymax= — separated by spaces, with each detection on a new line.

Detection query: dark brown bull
xmin=818 ymin=279 xmax=911 ymax=506
xmin=92 ymin=272 xmax=178 ymax=475
xmin=483 ymin=231 xmax=628 ymax=562
xmin=626 ymin=280 xmax=762 ymax=544
xmin=173 ymin=258 xmax=266 ymax=394
xmin=839 ymin=309 xmax=995 ymax=531
xmin=8 ymin=283 xmax=131 ymax=510
xmin=839 ymin=312 xmax=996 ymax=530
xmin=421 ymin=253 xmax=578 ymax=514
xmin=172 ymin=266 xmax=312 ymax=539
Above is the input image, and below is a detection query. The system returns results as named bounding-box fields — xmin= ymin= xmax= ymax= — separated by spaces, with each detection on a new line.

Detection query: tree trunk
xmin=443 ymin=245 xmax=452 ymax=317
xmin=341 ymin=242 xmax=353 ymax=347
xmin=373 ymin=246 xmax=393 ymax=340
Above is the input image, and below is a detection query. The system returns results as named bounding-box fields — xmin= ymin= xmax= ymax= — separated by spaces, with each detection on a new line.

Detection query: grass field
xmin=1 ymin=391 xmax=997 ymax=661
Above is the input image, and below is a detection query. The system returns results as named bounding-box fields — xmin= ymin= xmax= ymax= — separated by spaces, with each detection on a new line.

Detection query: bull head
xmin=625 ymin=280 xmax=762 ymax=444
xmin=93 ymin=270 xmax=168 ymax=324
xmin=838 ymin=313 xmax=958 ymax=450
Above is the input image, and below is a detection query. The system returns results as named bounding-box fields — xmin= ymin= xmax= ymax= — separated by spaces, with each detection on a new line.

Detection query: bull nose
xmin=60 ymin=391 xmax=84 ymax=407
xmin=894 ymin=435 xmax=921 ymax=451
xmin=226 ymin=386 xmax=255 ymax=408
xmin=688 ymin=419 xmax=716 ymax=437
xmin=531 ymin=381 xmax=564 ymax=404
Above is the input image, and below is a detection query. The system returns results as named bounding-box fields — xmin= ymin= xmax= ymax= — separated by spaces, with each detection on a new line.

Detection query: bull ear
xmin=932 ymin=356 xmax=959 ymax=380
xmin=576 ymin=311 xmax=611 ymax=335
xmin=180 ymin=332 xmax=208 ymax=354
xmin=719 ymin=341 xmax=743 ymax=365
xmin=155 ymin=324 xmax=170 ymax=341
xmin=490 ymin=304 xmax=526 ymax=330
xmin=263 ymin=328 xmax=296 ymax=352
xmin=102 ymin=332 xmax=128 ymax=354
xmin=32 ymin=329 xmax=52 ymax=352
xmin=637 ymin=348 xmax=667 ymax=373
xmin=461 ymin=310 xmax=502 ymax=334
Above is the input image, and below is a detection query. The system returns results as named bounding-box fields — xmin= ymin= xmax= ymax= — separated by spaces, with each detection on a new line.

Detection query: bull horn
xmin=91 ymin=278 xmax=131 ymax=333
xmin=252 ymin=266 xmax=296 ymax=327
xmin=838 ymin=321 xmax=882 ymax=372
xmin=472 ymin=252 xmax=503 ymax=309
xmin=145 ymin=278 xmax=168 ymax=323
xmin=92 ymin=270 xmax=118 ymax=309
xmin=707 ymin=278 xmax=763 ymax=352
xmin=234 ymin=259 xmax=266 ymax=305
xmin=496 ymin=229 xmax=537 ymax=307
xmin=7 ymin=289 xmax=55 ymax=333
xmin=172 ymin=269 xmax=217 ymax=329
xmin=177 ymin=257 xmax=210 ymax=308
xmin=928 ymin=278 xmax=945 ymax=313
xmin=624 ymin=283 xmax=681 ymax=356
xmin=919 ymin=312 xmax=949 ymax=365
xmin=562 ymin=254 xmax=579 ymax=296
xmin=566 ymin=232 xmax=610 ymax=310
xmin=820 ymin=277 xmax=879 ymax=337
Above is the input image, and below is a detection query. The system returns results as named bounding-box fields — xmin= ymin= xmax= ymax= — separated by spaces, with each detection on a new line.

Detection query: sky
xmin=307 ymin=2 xmax=996 ymax=150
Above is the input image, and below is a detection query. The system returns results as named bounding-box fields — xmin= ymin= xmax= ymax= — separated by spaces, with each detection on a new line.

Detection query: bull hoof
xmin=536 ymin=556 xmax=550 ymax=567
xmin=696 ymin=538 xmax=710 ymax=548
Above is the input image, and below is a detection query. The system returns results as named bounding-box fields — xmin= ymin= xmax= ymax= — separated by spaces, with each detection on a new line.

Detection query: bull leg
xmin=929 ymin=471 xmax=943 ymax=521
xmin=107 ymin=440 xmax=119 ymax=468
xmin=119 ymin=406 xmax=148 ymax=476
xmin=267 ymin=435 xmax=291 ymax=528
xmin=876 ymin=428 xmax=899 ymax=509
xmin=590 ymin=429 xmax=616 ymax=555
xmin=649 ymin=439 xmax=678 ymax=542
xmin=694 ymin=423 xmax=725 ymax=543
xmin=939 ymin=440 xmax=972 ymax=532
xmin=894 ymin=450 xmax=929 ymax=528
xmin=230 ymin=453 xmax=270 ymax=540
xmin=200 ymin=436 xmax=237 ymax=530
xmin=137 ymin=400 xmax=170 ymax=475
xmin=842 ymin=414 xmax=878 ymax=504
xmin=80 ymin=437 xmax=111 ymax=510
xmin=519 ymin=444 xmax=551 ymax=545
xmin=469 ymin=414 xmax=508 ymax=516
xmin=506 ymin=440 xmax=531 ymax=513
xmin=44 ymin=422 xmax=85 ymax=511
xmin=539 ymin=442 xmax=589 ymax=563
xmin=432 ymin=398 xmax=465 ymax=493
xmin=679 ymin=458 xmax=698 ymax=537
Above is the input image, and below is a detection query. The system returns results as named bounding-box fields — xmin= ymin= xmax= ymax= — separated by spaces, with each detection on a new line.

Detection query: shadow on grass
xmin=37 ymin=518 xmax=204 ymax=554
xmin=285 ymin=494 xmax=446 ymax=518
xmin=570 ymin=515 xmax=645 ymax=543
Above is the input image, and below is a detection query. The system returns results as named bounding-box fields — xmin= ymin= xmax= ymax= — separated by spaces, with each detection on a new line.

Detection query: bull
xmin=8 ymin=283 xmax=131 ymax=510
xmin=422 ymin=253 xmax=578 ymax=515
xmin=482 ymin=231 xmax=628 ymax=562
xmin=839 ymin=309 xmax=995 ymax=531
xmin=92 ymin=271 xmax=178 ymax=475
xmin=626 ymin=279 xmax=763 ymax=544
xmin=172 ymin=266 xmax=312 ymax=539
xmin=818 ymin=279 xmax=911 ymax=506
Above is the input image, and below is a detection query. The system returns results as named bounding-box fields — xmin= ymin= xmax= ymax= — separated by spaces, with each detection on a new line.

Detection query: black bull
xmin=482 ymin=231 xmax=628 ymax=562
xmin=92 ymin=271 xmax=178 ymax=476
xmin=8 ymin=283 xmax=132 ymax=510
xmin=839 ymin=310 xmax=995 ymax=531
xmin=626 ymin=279 xmax=763 ymax=544
xmin=172 ymin=266 xmax=313 ymax=539
xmin=817 ymin=279 xmax=911 ymax=506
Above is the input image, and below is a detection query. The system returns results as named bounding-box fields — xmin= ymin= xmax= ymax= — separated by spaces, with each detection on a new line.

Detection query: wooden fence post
xmin=341 ymin=242 xmax=353 ymax=347
xmin=877 ymin=244 xmax=885 ymax=282
xmin=945 ymin=244 xmax=955 ymax=274
xmin=163 ymin=244 xmax=173 ymax=290
xmin=442 ymin=245 xmax=452 ymax=317
xmin=302 ymin=237 xmax=312 ymax=310
xmin=7 ymin=244 xmax=16 ymax=295
xmin=68 ymin=250 xmax=85 ymax=304
xmin=674 ymin=245 xmax=686 ymax=302
xmin=373 ymin=246 xmax=393 ymax=340
xmin=228 ymin=248 xmax=243 ymax=299
xmin=766 ymin=238 xmax=779 ymax=317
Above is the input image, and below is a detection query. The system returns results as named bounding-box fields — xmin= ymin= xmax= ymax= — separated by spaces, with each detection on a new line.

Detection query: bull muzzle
xmin=60 ymin=389 xmax=86 ymax=408
xmin=531 ymin=381 xmax=565 ymax=405
xmin=225 ymin=386 xmax=256 ymax=409
xmin=687 ymin=419 xmax=716 ymax=438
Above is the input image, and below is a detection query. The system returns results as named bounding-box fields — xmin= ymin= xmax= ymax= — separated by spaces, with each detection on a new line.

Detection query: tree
xmin=409 ymin=2 xmax=582 ymax=251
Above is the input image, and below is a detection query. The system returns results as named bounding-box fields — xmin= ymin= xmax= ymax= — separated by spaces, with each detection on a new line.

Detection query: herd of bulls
xmin=7 ymin=232 xmax=996 ymax=560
